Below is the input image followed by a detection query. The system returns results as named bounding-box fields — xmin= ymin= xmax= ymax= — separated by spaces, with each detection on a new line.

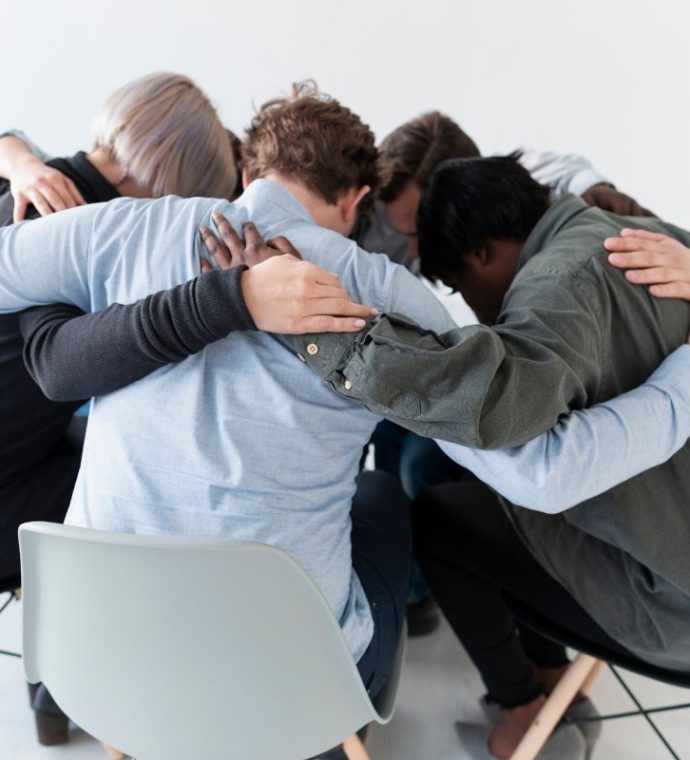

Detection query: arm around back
xmin=18 ymin=268 xmax=253 ymax=401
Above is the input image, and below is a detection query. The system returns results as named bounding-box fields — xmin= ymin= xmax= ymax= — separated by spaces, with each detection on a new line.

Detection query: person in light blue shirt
xmin=1 ymin=84 xmax=689 ymax=713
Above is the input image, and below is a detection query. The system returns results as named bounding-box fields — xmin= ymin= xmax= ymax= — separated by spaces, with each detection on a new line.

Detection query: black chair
xmin=506 ymin=599 xmax=690 ymax=760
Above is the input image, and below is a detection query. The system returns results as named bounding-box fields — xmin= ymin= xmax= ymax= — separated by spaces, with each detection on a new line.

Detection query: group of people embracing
xmin=1 ymin=72 xmax=690 ymax=760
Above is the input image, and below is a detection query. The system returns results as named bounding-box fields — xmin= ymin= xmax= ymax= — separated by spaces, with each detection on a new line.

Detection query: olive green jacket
xmin=291 ymin=195 xmax=690 ymax=671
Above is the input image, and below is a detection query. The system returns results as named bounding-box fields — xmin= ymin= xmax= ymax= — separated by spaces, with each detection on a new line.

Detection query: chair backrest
xmin=20 ymin=522 xmax=385 ymax=760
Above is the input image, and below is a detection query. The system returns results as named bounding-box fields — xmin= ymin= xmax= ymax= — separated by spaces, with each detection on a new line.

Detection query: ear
xmin=242 ymin=166 xmax=252 ymax=190
xmin=464 ymin=247 xmax=490 ymax=270
xmin=340 ymin=185 xmax=371 ymax=225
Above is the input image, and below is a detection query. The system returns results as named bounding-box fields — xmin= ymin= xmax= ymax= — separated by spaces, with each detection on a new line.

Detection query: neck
xmin=86 ymin=147 xmax=146 ymax=198
xmin=262 ymin=172 xmax=331 ymax=226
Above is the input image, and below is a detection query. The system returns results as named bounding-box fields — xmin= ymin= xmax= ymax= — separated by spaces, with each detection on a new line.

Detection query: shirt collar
xmin=240 ymin=178 xmax=316 ymax=225
xmin=518 ymin=194 xmax=589 ymax=270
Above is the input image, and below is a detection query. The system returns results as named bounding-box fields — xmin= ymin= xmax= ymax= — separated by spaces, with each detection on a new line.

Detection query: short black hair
xmin=417 ymin=153 xmax=551 ymax=283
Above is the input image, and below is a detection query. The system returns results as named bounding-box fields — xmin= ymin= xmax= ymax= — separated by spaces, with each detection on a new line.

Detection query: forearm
xmin=19 ymin=268 xmax=254 ymax=401
xmin=292 ymin=311 xmax=590 ymax=449
xmin=438 ymin=345 xmax=690 ymax=512
xmin=0 ymin=134 xmax=45 ymax=180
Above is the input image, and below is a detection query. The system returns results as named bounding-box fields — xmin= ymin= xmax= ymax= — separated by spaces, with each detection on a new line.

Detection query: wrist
xmin=240 ymin=268 xmax=259 ymax=327
xmin=7 ymin=148 xmax=43 ymax=177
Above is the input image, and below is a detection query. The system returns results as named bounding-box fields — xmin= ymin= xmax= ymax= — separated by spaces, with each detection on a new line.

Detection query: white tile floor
xmin=1 ymin=591 xmax=688 ymax=759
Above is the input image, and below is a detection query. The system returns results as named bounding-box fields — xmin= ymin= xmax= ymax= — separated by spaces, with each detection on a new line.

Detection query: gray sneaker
xmin=564 ymin=697 xmax=602 ymax=758
xmin=480 ymin=695 xmax=601 ymax=759
xmin=455 ymin=720 xmax=586 ymax=760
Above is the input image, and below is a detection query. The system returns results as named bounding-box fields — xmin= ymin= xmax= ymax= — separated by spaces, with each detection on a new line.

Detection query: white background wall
xmin=2 ymin=0 xmax=690 ymax=224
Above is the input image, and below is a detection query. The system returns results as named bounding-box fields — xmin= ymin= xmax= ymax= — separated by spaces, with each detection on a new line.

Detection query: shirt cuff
xmin=287 ymin=321 xmax=377 ymax=381
xmin=194 ymin=266 xmax=257 ymax=338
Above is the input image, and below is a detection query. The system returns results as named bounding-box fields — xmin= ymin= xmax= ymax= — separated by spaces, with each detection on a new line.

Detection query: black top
xmin=0 ymin=152 xmax=254 ymax=487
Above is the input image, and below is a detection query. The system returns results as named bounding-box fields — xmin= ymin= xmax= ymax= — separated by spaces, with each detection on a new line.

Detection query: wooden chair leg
xmin=101 ymin=743 xmax=126 ymax=760
xmin=343 ymin=733 xmax=372 ymax=760
xmin=510 ymin=653 xmax=600 ymax=760
xmin=580 ymin=659 xmax=605 ymax=697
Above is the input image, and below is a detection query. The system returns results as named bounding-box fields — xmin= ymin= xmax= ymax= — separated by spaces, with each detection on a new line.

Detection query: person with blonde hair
xmin=0 ymin=71 xmax=238 ymax=221
xmin=0 ymin=73 xmax=374 ymax=749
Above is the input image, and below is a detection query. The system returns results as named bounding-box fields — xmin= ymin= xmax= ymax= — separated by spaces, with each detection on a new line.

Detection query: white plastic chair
xmin=19 ymin=522 xmax=406 ymax=760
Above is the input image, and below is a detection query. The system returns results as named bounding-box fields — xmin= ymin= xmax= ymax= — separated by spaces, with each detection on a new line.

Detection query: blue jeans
xmin=352 ymin=471 xmax=412 ymax=699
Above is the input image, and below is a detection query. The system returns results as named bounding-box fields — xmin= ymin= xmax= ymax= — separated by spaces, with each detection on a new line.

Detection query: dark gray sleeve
xmin=18 ymin=267 xmax=255 ymax=401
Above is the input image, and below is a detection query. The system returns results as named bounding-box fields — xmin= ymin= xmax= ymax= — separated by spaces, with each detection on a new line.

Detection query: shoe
xmin=564 ymin=697 xmax=602 ymax=758
xmin=27 ymin=682 xmax=69 ymax=746
xmin=405 ymin=595 xmax=440 ymax=636
xmin=455 ymin=720 xmax=586 ymax=759
xmin=481 ymin=693 xmax=601 ymax=758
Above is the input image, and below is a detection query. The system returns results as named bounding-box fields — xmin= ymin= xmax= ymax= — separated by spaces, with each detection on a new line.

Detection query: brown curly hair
xmin=242 ymin=81 xmax=380 ymax=208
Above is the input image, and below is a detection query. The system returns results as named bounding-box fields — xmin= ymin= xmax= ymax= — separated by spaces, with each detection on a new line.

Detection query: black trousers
xmin=0 ymin=417 xmax=85 ymax=591
xmin=412 ymin=480 xmax=634 ymax=708
xmin=353 ymin=470 xmax=412 ymax=699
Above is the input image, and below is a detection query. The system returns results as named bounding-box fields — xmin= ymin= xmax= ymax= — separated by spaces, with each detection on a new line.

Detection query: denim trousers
xmin=352 ymin=470 xmax=412 ymax=699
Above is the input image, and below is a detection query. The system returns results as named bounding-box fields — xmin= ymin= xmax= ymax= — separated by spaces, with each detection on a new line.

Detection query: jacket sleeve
xmin=291 ymin=267 xmax=604 ymax=449
xmin=18 ymin=267 xmax=255 ymax=401
xmin=437 ymin=345 xmax=690 ymax=511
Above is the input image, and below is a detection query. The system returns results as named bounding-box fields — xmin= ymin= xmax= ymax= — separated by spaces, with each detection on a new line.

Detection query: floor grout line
xmin=609 ymin=665 xmax=681 ymax=760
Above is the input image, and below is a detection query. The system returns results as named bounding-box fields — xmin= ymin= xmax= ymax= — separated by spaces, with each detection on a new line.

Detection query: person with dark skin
xmin=291 ymin=155 xmax=690 ymax=758
xmin=357 ymin=111 xmax=655 ymax=637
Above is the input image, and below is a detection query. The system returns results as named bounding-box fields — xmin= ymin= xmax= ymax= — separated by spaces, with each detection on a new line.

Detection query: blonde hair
xmin=92 ymin=72 xmax=237 ymax=199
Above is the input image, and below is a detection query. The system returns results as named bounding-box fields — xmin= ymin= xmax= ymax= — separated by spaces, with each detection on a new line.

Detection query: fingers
xmin=306 ymin=265 xmax=342 ymax=289
xmin=624 ymin=266 xmax=683 ymax=285
xmin=200 ymin=258 xmax=212 ymax=273
xmin=13 ymin=195 xmax=28 ymax=223
xmin=607 ymin=250 xmax=666 ymax=270
xmin=297 ymin=315 xmax=369 ymax=333
xmin=64 ymin=178 xmax=86 ymax=207
xmin=301 ymin=296 xmax=378 ymax=320
xmin=650 ymin=282 xmax=690 ymax=300
xmin=620 ymin=228 xmax=666 ymax=241
xmin=199 ymin=224 xmax=232 ymax=269
xmin=604 ymin=236 xmax=663 ymax=254
xmin=37 ymin=181 xmax=70 ymax=213
xmin=268 ymin=235 xmax=303 ymax=260
xmin=242 ymin=221 xmax=266 ymax=250
xmin=212 ymin=211 xmax=246 ymax=260
xmin=28 ymin=189 xmax=54 ymax=218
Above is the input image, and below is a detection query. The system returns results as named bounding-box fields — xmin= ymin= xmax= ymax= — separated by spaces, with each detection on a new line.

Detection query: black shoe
xmin=405 ymin=595 xmax=440 ymax=636
xmin=27 ymin=682 xmax=69 ymax=746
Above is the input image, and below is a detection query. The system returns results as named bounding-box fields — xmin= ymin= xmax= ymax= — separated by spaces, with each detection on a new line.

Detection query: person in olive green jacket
xmin=291 ymin=155 xmax=690 ymax=759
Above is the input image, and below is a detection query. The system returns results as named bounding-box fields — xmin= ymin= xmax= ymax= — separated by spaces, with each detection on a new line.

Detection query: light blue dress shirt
xmin=0 ymin=178 xmax=688 ymax=661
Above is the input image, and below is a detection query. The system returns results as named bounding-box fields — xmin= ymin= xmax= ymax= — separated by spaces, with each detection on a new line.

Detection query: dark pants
xmin=0 ymin=417 xmax=85 ymax=591
xmin=413 ymin=480 xmax=634 ymax=708
xmin=368 ymin=420 xmax=468 ymax=603
xmin=352 ymin=470 xmax=412 ymax=699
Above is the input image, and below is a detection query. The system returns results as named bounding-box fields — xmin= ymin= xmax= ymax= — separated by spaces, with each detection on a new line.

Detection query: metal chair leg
xmin=510 ymin=654 xmax=601 ymax=760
